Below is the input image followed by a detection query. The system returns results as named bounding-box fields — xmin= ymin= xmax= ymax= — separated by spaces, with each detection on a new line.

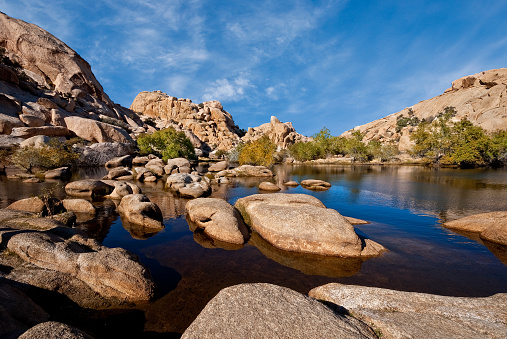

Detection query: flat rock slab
xmin=234 ymin=193 xmax=385 ymax=257
xmin=182 ymin=283 xmax=376 ymax=339
xmin=309 ymin=283 xmax=507 ymax=339
xmin=444 ymin=211 xmax=507 ymax=246
xmin=301 ymin=179 xmax=331 ymax=190
xmin=186 ymin=198 xmax=249 ymax=245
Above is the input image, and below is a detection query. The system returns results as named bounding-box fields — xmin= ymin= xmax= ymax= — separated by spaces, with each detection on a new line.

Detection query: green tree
xmin=344 ymin=130 xmax=370 ymax=161
xmin=238 ymin=135 xmax=277 ymax=166
xmin=137 ymin=127 xmax=195 ymax=161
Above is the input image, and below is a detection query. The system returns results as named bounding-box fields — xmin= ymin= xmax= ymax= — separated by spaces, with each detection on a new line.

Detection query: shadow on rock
xmin=249 ymin=232 xmax=364 ymax=277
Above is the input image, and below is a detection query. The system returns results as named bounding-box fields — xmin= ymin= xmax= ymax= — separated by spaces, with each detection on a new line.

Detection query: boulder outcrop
xmin=234 ymin=193 xmax=386 ymax=257
xmin=309 ymin=283 xmax=507 ymax=339
xmin=117 ymin=194 xmax=164 ymax=230
xmin=186 ymin=198 xmax=249 ymax=245
xmin=166 ymin=173 xmax=211 ymax=198
xmin=130 ymin=91 xmax=242 ymax=151
xmin=242 ymin=116 xmax=309 ymax=149
xmin=182 ymin=283 xmax=376 ymax=338
xmin=343 ymin=68 xmax=507 ymax=151
xmin=444 ymin=211 xmax=507 ymax=246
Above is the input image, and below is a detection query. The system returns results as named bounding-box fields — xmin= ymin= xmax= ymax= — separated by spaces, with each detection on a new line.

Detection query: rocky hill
xmin=343 ymin=68 xmax=507 ymax=151
xmin=0 ymin=12 xmax=147 ymax=148
xmin=130 ymin=91 xmax=307 ymax=151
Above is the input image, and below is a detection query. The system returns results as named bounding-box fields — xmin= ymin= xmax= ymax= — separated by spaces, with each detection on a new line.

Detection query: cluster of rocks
xmin=186 ymin=193 xmax=386 ymax=258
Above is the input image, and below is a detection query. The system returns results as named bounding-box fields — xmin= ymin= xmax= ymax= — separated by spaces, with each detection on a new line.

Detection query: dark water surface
xmin=1 ymin=164 xmax=506 ymax=336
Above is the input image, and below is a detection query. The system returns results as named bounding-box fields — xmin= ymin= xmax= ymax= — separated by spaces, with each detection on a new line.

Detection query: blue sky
xmin=1 ymin=1 xmax=506 ymax=136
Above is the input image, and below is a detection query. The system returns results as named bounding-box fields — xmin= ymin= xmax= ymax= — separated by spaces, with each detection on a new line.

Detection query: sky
xmin=1 ymin=0 xmax=507 ymax=136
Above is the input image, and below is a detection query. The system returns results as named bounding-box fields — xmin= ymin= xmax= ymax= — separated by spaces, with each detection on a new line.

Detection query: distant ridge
xmin=343 ymin=68 xmax=507 ymax=151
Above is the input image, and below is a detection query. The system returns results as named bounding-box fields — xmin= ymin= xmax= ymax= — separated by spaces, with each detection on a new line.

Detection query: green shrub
xmin=137 ymin=127 xmax=195 ymax=161
xmin=238 ymin=135 xmax=277 ymax=166
xmin=11 ymin=138 xmax=79 ymax=172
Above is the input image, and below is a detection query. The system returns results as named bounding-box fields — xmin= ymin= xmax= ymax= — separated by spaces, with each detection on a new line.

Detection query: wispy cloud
xmin=202 ymin=75 xmax=255 ymax=102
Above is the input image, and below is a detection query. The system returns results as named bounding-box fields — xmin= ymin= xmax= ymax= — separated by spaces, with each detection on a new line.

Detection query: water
xmin=1 ymin=164 xmax=506 ymax=336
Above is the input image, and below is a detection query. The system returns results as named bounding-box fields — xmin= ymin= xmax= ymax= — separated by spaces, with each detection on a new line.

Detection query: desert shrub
xmin=215 ymin=149 xmax=227 ymax=159
xmin=137 ymin=127 xmax=195 ymax=161
xmin=238 ymin=135 xmax=277 ymax=166
xmin=288 ymin=141 xmax=322 ymax=161
xmin=11 ymin=138 xmax=79 ymax=172
xmin=343 ymin=130 xmax=370 ymax=161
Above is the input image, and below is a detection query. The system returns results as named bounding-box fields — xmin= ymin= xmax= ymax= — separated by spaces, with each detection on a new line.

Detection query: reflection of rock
xmin=250 ymin=232 xmax=362 ymax=277
xmin=309 ymin=283 xmax=507 ymax=339
xmin=483 ymin=240 xmax=507 ymax=266
xmin=181 ymin=283 xmax=376 ymax=339
xmin=186 ymin=198 xmax=249 ymax=245
xmin=121 ymin=219 xmax=163 ymax=240
xmin=192 ymin=231 xmax=244 ymax=251
xmin=235 ymin=193 xmax=386 ymax=258
xmin=444 ymin=211 xmax=507 ymax=246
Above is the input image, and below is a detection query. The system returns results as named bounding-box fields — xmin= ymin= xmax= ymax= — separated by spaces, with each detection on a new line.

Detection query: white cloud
xmin=202 ymin=76 xmax=255 ymax=102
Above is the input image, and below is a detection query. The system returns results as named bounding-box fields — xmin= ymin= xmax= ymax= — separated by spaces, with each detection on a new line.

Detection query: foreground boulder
xmin=118 ymin=194 xmax=164 ymax=230
xmin=166 ymin=173 xmax=211 ymax=198
xmin=3 ymin=221 xmax=155 ymax=302
xmin=444 ymin=211 xmax=507 ymax=246
xmin=18 ymin=321 xmax=94 ymax=339
xmin=234 ymin=194 xmax=385 ymax=257
xmin=182 ymin=283 xmax=376 ymax=338
xmin=309 ymin=283 xmax=507 ymax=339
xmin=186 ymin=198 xmax=249 ymax=245
xmin=65 ymin=180 xmax=113 ymax=198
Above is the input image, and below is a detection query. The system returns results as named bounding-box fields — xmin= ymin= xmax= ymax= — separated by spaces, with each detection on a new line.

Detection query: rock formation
xmin=130 ymin=91 xmax=242 ymax=151
xmin=242 ymin=115 xmax=309 ymax=149
xmin=343 ymin=68 xmax=507 ymax=151
xmin=0 ymin=12 xmax=147 ymax=146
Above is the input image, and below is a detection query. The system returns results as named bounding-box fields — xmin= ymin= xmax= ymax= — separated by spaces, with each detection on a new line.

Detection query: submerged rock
xmin=301 ymin=179 xmax=331 ymax=190
xmin=258 ymin=181 xmax=281 ymax=191
xmin=186 ymin=198 xmax=249 ymax=245
xmin=182 ymin=283 xmax=376 ymax=339
xmin=234 ymin=193 xmax=385 ymax=257
xmin=309 ymin=283 xmax=507 ymax=339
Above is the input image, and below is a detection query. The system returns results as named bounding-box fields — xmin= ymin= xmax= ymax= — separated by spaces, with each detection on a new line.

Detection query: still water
xmin=1 ymin=164 xmax=506 ymax=336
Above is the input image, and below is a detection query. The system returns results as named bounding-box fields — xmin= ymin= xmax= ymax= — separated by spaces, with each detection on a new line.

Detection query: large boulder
xmin=186 ymin=198 xmax=249 ymax=245
xmin=166 ymin=173 xmax=211 ymax=198
xmin=65 ymin=180 xmax=113 ymax=198
xmin=62 ymin=199 xmax=96 ymax=214
xmin=118 ymin=194 xmax=164 ymax=230
xmin=258 ymin=181 xmax=281 ymax=191
xmin=105 ymin=181 xmax=141 ymax=199
xmin=234 ymin=193 xmax=386 ymax=257
xmin=182 ymin=283 xmax=376 ymax=338
xmin=6 ymin=197 xmax=64 ymax=216
xmin=309 ymin=283 xmax=507 ymax=339
xmin=44 ymin=167 xmax=71 ymax=180
xmin=165 ymin=157 xmax=191 ymax=174
xmin=18 ymin=321 xmax=94 ymax=339
xmin=6 ymin=229 xmax=155 ymax=302
xmin=10 ymin=126 xmax=71 ymax=138
xmin=63 ymin=116 xmax=131 ymax=143
xmin=208 ymin=161 xmax=229 ymax=172
xmin=75 ymin=142 xmax=136 ymax=167
xmin=444 ymin=211 xmax=507 ymax=246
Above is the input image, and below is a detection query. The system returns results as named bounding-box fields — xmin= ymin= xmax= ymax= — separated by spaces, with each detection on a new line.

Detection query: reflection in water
xmin=120 ymin=218 xmax=163 ymax=240
xmin=249 ymin=232 xmax=363 ymax=277
xmin=192 ymin=231 xmax=244 ymax=250
xmin=446 ymin=228 xmax=507 ymax=266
